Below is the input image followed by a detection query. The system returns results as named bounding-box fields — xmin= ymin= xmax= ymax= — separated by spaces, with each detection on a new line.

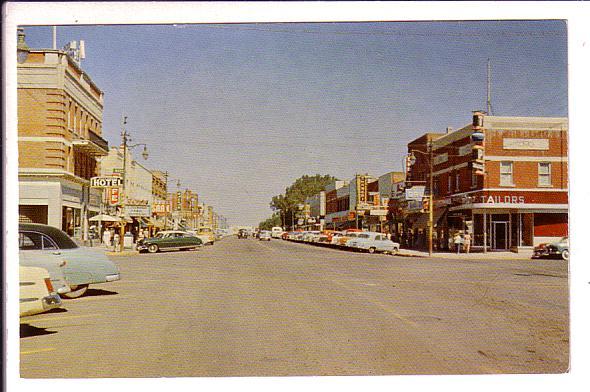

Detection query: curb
xmin=105 ymin=251 xmax=139 ymax=256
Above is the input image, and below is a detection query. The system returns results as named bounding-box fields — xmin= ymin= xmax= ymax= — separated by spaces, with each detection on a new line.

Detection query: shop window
xmin=538 ymin=162 xmax=552 ymax=187
xmin=500 ymin=161 xmax=514 ymax=186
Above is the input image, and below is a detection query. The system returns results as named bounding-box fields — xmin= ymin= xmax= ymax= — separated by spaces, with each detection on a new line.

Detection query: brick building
xmin=17 ymin=29 xmax=108 ymax=240
xmin=405 ymin=111 xmax=568 ymax=252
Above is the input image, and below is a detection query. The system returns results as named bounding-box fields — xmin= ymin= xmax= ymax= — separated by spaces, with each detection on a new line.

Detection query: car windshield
xmin=359 ymin=234 xmax=370 ymax=239
xmin=154 ymin=233 xmax=165 ymax=238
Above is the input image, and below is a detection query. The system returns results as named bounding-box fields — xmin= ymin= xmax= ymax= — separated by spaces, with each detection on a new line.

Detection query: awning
xmin=89 ymin=214 xmax=120 ymax=222
xmin=409 ymin=208 xmax=448 ymax=230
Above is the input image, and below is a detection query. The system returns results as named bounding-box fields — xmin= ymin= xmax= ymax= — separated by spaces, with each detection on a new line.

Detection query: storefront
xmin=443 ymin=190 xmax=568 ymax=252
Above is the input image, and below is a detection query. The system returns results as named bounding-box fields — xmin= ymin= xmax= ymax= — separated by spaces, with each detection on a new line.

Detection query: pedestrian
xmin=102 ymin=227 xmax=111 ymax=247
xmin=113 ymin=231 xmax=120 ymax=252
xmin=453 ymin=231 xmax=463 ymax=254
xmin=463 ymin=232 xmax=472 ymax=254
xmin=448 ymin=235 xmax=453 ymax=252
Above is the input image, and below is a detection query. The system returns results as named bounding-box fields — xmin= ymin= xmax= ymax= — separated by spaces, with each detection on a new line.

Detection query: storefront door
xmin=492 ymin=221 xmax=508 ymax=250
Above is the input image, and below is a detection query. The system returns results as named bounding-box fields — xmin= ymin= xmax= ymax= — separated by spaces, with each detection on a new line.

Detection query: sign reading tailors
xmin=90 ymin=176 xmax=122 ymax=188
xmin=124 ymin=205 xmax=151 ymax=217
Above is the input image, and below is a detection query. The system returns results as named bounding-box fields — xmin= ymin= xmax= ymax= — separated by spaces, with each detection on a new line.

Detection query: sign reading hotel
xmin=90 ymin=176 xmax=122 ymax=188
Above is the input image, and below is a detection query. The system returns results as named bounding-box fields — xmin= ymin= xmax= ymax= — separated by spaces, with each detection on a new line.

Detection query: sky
xmin=22 ymin=21 xmax=568 ymax=226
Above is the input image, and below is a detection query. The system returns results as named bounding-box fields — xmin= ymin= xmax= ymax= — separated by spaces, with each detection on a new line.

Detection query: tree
xmin=267 ymin=174 xmax=338 ymax=229
xmin=258 ymin=213 xmax=282 ymax=231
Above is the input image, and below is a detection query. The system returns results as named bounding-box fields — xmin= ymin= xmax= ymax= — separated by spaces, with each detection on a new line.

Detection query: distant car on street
xmin=532 ymin=236 xmax=569 ymax=260
xmin=259 ymin=231 xmax=271 ymax=241
xmin=19 ymin=223 xmax=120 ymax=298
xmin=237 ymin=229 xmax=249 ymax=239
xmin=271 ymin=227 xmax=284 ymax=238
xmin=346 ymin=232 xmax=400 ymax=254
xmin=138 ymin=230 xmax=203 ymax=253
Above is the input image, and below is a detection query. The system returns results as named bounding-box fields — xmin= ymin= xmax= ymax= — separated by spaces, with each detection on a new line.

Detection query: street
xmin=20 ymin=236 xmax=569 ymax=377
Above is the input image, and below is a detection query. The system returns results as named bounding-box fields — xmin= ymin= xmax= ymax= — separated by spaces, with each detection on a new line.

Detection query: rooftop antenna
xmin=487 ymin=58 xmax=493 ymax=115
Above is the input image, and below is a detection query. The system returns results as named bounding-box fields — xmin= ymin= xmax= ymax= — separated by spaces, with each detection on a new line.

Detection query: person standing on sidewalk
xmin=463 ymin=232 xmax=472 ymax=254
xmin=453 ymin=231 xmax=463 ymax=254
xmin=113 ymin=232 xmax=120 ymax=252
xmin=103 ymin=227 xmax=111 ymax=247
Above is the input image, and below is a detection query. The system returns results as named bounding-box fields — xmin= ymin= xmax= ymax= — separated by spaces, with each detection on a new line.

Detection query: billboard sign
xmin=124 ymin=205 xmax=151 ymax=217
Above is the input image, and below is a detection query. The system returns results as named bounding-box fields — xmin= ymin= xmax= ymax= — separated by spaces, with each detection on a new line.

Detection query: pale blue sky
xmin=23 ymin=21 xmax=568 ymax=226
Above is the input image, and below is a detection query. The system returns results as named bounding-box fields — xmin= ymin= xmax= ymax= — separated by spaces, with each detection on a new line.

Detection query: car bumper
xmin=106 ymin=273 xmax=120 ymax=282
xmin=42 ymin=293 xmax=62 ymax=311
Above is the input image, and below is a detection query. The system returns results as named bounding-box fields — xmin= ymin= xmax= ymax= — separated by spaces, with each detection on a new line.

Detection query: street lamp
xmin=407 ymin=146 xmax=434 ymax=257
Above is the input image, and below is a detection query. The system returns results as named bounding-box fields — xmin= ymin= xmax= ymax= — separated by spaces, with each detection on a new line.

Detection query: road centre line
xmin=21 ymin=348 xmax=56 ymax=355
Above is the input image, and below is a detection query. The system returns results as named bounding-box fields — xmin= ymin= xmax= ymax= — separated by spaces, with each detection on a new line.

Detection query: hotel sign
xmin=503 ymin=138 xmax=549 ymax=150
xmin=90 ymin=176 xmax=122 ymax=188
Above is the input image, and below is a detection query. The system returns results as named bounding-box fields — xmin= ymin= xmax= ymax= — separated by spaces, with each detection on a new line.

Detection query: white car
xmin=259 ymin=231 xmax=271 ymax=241
xmin=346 ymin=232 xmax=400 ymax=254
xmin=20 ymin=265 xmax=62 ymax=317
xmin=302 ymin=231 xmax=320 ymax=242
xmin=271 ymin=227 xmax=284 ymax=238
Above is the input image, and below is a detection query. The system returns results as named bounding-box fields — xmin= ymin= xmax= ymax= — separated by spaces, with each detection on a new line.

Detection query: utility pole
xmin=428 ymin=141 xmax=434 ymax=257
xmin=119 ymin=116 xmax=128 ymax=252
xmin=487 ymin=58 xmax=492 ymax=115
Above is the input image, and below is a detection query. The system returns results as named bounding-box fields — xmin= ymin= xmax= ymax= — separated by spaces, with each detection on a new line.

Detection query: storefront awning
xmin=409 ymin=208 xmax=448 ymax=230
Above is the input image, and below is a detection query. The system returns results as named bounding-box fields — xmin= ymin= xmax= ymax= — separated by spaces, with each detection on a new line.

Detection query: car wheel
xmin=62 ymin=284 xmax=89 ymax=299
xmin=562 ymin=249 xmax=569 ymax=261
xmin=368 ymin=247 xmax=376 ymax=254
xmin=390 ymin=248 xmax=399 ymax=255
xmin=148 ymin=244 xmax=159 ymax=253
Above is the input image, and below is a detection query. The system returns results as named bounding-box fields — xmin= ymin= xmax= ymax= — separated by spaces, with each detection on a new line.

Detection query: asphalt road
xmin=20 ymin=236 xmax=569 ymax=377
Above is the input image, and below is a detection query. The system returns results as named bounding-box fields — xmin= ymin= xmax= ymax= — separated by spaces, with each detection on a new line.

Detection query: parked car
xmin=138 ymin=230 xmax=203 ymax=253
xmin=193 ymin=228 xmax=215 ymax=245
xmin=346 ymin=232 xmax=400 ymax=254
xmin=19 ymin=235 xmax=71 ymax=295
xmin=281 ymin=232 xmax=291 ymax=240
xmin=20 ymin=265 xmax=63 ymax=317
xmin=237 ymin=229 xmax=249 ymax=239
xmin=532 ymin=236 xmax=569 ymax=260
xmin=271 ymin=227 xmax=284 ymax=238
xmin=337 ymin=230 xmax=362 ymax=246
xmin=259 ymin=231 xmax=271 ymax=241
xmin=19 ymin=223 xmax=120 ymax=298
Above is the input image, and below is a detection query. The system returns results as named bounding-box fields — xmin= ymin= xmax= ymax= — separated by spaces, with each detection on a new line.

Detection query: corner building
xmin=17 ymin=31 xmax=108 ymax=240
xmin=423 ymin=112 xmax=568 ymax=252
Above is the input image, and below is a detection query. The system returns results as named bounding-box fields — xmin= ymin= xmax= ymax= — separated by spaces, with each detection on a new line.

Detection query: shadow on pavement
xmin=20 ymin=324 xmax=58 ymax=338
xmin=84 ymin=288 xmax=119 ymax=297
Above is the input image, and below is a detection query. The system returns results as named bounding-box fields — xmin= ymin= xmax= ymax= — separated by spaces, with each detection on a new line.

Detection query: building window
xmin=447 ymin=174 xmax=452 ymax=194
xmin=500 ymin=161 xmax=514 ymax=186
xmin=538 ymin=162 xmax=552 ymax=186
xmin=471 ymin=170 xmax=478 ymax=189
xmin=455 ymin=171 xmax=460 ymax=191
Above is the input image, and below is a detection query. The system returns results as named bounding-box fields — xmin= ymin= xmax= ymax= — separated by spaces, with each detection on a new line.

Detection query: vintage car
xmin=259 ymin=230 xmax=271 ymax=241
xmin=237 ymin=229 xmax=249 ymax=239
xmin=336 ymin=230 xmax=363 ymax=246
xmin=346 ymin=232 xmax=400 ymax=254
xmin=532 ymin=236 xmax=569 ymax=260
xmin=20 ymin=265 xmax=63 ymax=317
xmin=137 ymin=230 xmax=203 ymax=253
xmin=19 ymin=236 xmax=71 ymax=295
xmin=19 ymin=223 xmax=120 ymax=298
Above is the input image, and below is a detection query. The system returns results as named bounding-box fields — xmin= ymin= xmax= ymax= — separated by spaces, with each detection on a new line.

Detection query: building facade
xmin=17 ymin=30 xmax=108 ymax=240
xmin=404 ymin=111 xmax=568 ymax=252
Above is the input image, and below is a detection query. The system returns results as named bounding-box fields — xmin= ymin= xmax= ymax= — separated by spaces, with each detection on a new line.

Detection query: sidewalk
xmin=397 ymin=248 xmax=533 ymax=260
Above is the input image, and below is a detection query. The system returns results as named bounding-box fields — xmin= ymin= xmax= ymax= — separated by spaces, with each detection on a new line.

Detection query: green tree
xmin=258 ymin=213 xmax=282 ymax=231
xmin=267 ymin=174 xmax=338 ymax=229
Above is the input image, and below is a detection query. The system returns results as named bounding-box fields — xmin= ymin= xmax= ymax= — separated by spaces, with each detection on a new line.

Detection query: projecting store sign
xmin=124 ymin=205 xmax=151 ymax=217
xmin=405 ymin=186 xmax=425 ymax=201
xmin=90 ymin=176 xmax=122 ymax=188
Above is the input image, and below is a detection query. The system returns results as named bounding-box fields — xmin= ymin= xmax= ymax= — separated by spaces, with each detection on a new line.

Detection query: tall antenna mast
xmin=487 ymin=58 xmax=493 ymax=115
